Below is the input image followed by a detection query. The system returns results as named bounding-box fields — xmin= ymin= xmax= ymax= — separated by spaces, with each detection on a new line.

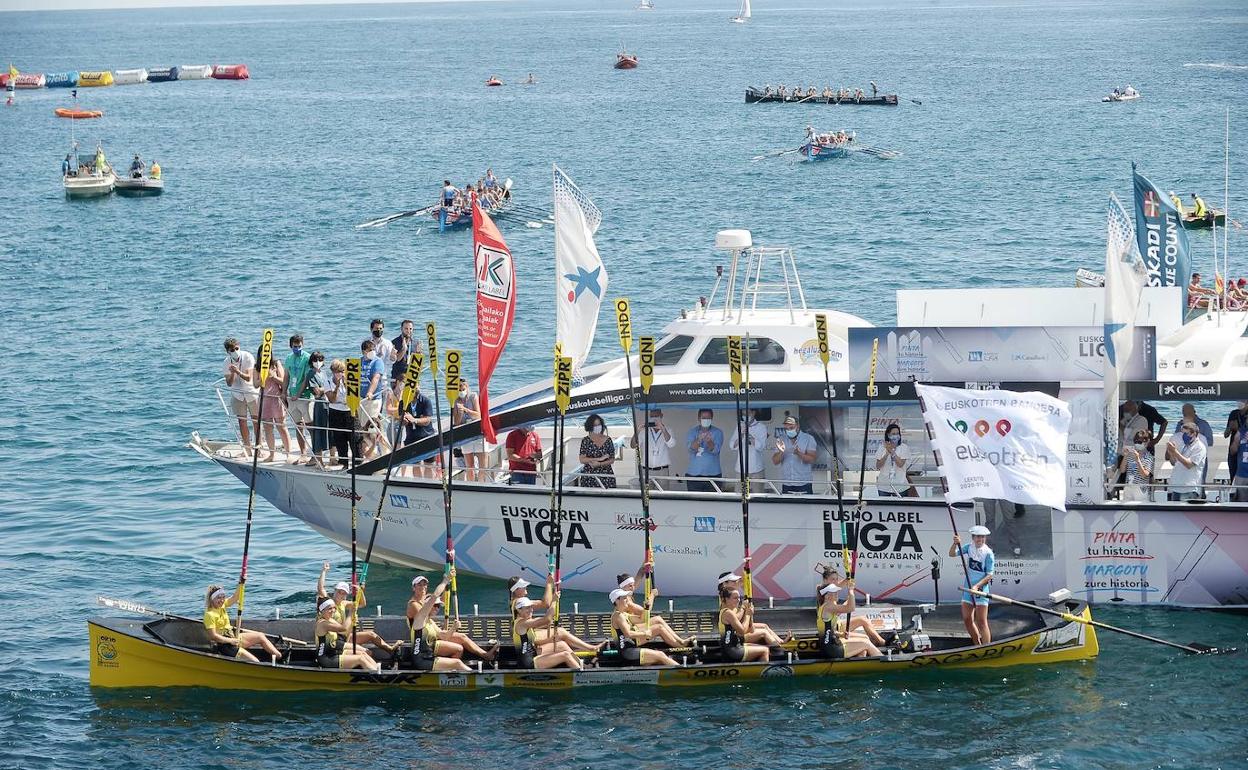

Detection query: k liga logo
xmin=947 ymin=418 xmax=1012 ymax=439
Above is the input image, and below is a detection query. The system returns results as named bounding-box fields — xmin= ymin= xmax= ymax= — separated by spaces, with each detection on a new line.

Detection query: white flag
xmin=553 ymin=165 xmax=608 ymax=374
xmin=916 ymin=384 xmax=1071 ymax=511
xmin=1103 ymin=193 xmax=1148 ymax=465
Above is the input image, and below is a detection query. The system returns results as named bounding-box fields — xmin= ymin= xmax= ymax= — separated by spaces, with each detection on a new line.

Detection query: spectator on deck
xmin=453 ymin=378 xmax=486 ymax=481
xmin=1114 ymin=429 xmax=1154 ymax=502
xmin=364 ymin=319 xmax=395 ymax=369
xmin=686 ymin=409 xmax=724 ymax=492
xmin=630 ymin=408 xmax=676 ymax=490
xmin=730 ymin=409 xmax=769 ymax=489
xmin=772 ymin=415 xmax=818 ymax=494
xmin=505 ymin=425 xmax=542 ymax=485
xmin=222 ymin=337 xmax=258 ymax=455
xmin=1166 ymin=422 xmax=1207 ymax=501
xmin=577 ymin=413 xmax=616 ymax=489
xmin=285 ymin=334 xmax=314 ymax=463
xmin=307 ymin=351 xmax=330 ymax=468
xmin=257 ymin=345 xmax=290 ymax=463
xmin=1120 ymin=400 xmax=1166 ymax=453
xmin=324 ymin=359 xmax=352 ymax=467
xmin=1225 ymin=402 xmax=1248 ymax=481
xmin=875 ymin=423 xmax=912 ymax=496
xmin=358 ymin=340 xmax=386 ymax=459
xmin=400 ymin=380 xmax=435 ymax=478
xmin=391 ymin=319 xmax=420 ymax=387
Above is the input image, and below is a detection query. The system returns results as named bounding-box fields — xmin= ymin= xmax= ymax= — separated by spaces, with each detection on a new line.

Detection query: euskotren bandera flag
xmin=1132 ymin=164 xmax=1191 ymax=309
xmin=473 ymin=193 xmax=516 ymax=444
xmin=1103 ymin=192 xmax=1148 ymax=466
xmin=916 ymin=384 xmax=1071 ymax=511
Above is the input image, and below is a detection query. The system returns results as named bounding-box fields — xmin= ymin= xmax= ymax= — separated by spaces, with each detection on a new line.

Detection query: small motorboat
xmin=485 ymin=76 xmax=503 ymax=87
xmin=614 ymin=51 xmax=639 ymax=70
xmin=1182 ymin=210 xmax=1226 ymax=230
xmin=54 ymin=107 xmax=103 ymax=119
xmin=1102 ymin=86 xmax=1141 ymax=102
xmin=115 ymin=174 xmax=165 ymax=196
xmin=64 ymin=152 xmax=115 ymax=199
xmin=638 ymin=0 xmax=654 ymax=8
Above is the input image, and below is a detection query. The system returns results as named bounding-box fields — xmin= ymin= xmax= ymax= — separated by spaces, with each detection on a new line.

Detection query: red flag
xmin=472 ymin=193 xmax=516 ymax=444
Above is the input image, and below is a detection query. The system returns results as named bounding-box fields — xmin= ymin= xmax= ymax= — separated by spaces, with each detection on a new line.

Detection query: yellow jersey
xmin=203 ymin=606 xmax=233 ymax=637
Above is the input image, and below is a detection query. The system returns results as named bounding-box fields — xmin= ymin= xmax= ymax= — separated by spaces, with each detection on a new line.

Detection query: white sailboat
xmin=730 ymin=0 xmax=750 ymax=23
xmin=637 ymin=0 xmax=654 ymax=9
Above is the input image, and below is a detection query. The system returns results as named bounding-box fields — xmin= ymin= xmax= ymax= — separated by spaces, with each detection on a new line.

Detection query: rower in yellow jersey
xmin=609 ymin=589 xmax=679 ymax=666
xmin=512 ymin=598 xmax=582 ymax=670
xmin=203 ymin=584 xmax=280 ymax=663
xmin=406 ymin=574 xmax=500 ymax=661
xmin=316 ymin=561 xmax=399 ymax=654
xmin=816 ymin=581 xmax=881 ymax=659
xmin=405 ymin=576 xmax=470 ymax=672
xmin=506 ymin=574 xmax=602 ymax=653
xmin=315 ymin=598 xmax=380 ymax=671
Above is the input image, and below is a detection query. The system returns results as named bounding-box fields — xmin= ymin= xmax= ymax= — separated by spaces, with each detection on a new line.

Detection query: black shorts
xmin=818 ymin=633 xmax=844 ymax=660
xmin=618 ymin=645 xmax=642 ymax=665
xmin=316 ymin=654 xmax=339 ymax=668
xmin=721 ymin=644 xmax=745 ymax=662
xmin=414 ymin=653 xmax=435 ymax=671
xmin=214 ymin=642 xmax=240 ymax=658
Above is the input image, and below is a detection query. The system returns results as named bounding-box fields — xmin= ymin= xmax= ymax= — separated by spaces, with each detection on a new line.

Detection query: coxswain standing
xmin=950 ymin=525 xmax=995 ymax=645
xmin=870 ymin=80 xmax=878 ymax=97
xmin=1191 ymin=193 xmax=1209 ymax=219
xmin=442 ymin=179 xmax=458 ymax=209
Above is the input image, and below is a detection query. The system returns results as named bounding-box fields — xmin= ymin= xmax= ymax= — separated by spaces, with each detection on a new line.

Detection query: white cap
xmin=618 ymin=576 xmax=635 ymax=589
xmin=411 ymin=576 xmax=428 ymax=587
xmin=717 ymin=573 xmax=741 ymax=585
xmin=210 ymin=588 xmax=228 ymax=601
xmin=510 ymin=578 xmax=530 ymax=593
xmin=318 ymin=598 xmax=336 ymax=612
xmin=334 ymin=581 xmax=351 ymax=593
xmin=969 ymin=525 xmax=991 ymax=537
xmin=513 ymin=597 xmax=534 ymax=610
xmin=609 ymin=588 xmax=631 ymax=603
xmin=819 ymin=583 xmax=840 ymax=596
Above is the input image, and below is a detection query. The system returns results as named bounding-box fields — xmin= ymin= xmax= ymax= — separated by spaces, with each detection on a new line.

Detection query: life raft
xmin=54 ymin=107 xmax=103 ymax=119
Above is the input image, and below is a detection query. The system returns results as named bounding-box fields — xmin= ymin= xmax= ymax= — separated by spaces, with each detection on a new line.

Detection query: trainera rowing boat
xmin=89 ymin=600 xmax=1097 ymax=691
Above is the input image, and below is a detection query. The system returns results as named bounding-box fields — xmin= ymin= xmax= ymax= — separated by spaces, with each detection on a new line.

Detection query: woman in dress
xmin=578 ymin=413 xmax=616 ymax=488
xmin=256 ymin=346 xmax=291 ymax=462
xmin=453 ymin=378 xmax=487 ymax=481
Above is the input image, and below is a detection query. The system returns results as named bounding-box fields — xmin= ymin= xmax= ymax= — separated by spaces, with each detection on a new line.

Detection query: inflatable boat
xmin=54 ymin=108 xmax=103 ymax=119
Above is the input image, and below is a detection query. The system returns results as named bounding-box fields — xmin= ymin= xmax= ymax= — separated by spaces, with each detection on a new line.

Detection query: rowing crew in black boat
xmin=745 ymin=83 xmax=898 ymax=106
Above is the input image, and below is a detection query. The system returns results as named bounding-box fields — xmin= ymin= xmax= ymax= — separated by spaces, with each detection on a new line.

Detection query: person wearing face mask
xmin=256 ymin=343 xmax=291 ymax=463
xmin=306 ymin=351 xmax=331 ymax=468
xmin=729 ymin=409 xmax=769 ymax=489
xmin=324 ymin=359 xmax=352 ymax=467
xmin=685 ymin=409 xmax=724 ymax=492
xmin=1112 ymin=429 xmax=1154 ymax=502
xmin=874 ymin=423 xmax=911 ymax=497
xmin=577 ymin=413 xmax=616 ymax=488
xmin=357 ymin=339 xmax=386 ymax=460
xmin=222 ymin=337 xmax=259 ymax=455
xmin=629 ymin=408 xmax=677 ymax=491
xmin=1165 ymin=422 xmax=1207 ymax=501
xmin=284 ymin=334 xmax=314 ymax=463
xmin=772 ymin=415 xmax=818 ymax=494
xmin=363 ymin=318 xmax=395 ymax=365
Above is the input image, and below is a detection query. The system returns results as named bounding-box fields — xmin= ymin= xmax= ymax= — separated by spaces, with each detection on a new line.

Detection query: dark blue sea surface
xmin=1 ymin=0 xmax=1247 ymax=767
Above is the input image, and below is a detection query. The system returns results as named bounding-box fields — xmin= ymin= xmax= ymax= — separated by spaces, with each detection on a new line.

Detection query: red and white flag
xmin=473 ymin=193 xmax=516 ymax=444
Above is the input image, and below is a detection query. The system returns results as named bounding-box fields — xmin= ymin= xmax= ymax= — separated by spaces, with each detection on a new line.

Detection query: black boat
xmin=745 ymin=87 xmax=898 ymax=106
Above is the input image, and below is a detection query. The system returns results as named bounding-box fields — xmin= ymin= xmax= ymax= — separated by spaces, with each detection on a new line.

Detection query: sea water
xmin=1 ymin=0 xmax=1246 ymax=767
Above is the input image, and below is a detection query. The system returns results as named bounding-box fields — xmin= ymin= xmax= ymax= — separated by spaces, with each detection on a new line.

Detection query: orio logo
xmin=948 ymin=418 xmax=1011 ymax=438
xmin=96 ymin=636 xmax=118 ymax=666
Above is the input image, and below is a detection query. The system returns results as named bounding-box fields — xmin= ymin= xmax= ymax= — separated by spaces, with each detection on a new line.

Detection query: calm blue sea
xmin=1 ymin=0 xmax=1247 ymax=767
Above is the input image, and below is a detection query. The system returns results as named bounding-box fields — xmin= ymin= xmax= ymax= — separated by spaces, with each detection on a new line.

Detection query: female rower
xmin=317 ymin=562 xmax=399 ymax=654
xmin=816 ymin=566 xmax=888 ymax=648
xmin=512 ymin=597 xmax=583 ymax=670
xmin=203 ymin=585 xmax=281 ymax=664
xmin=315 ymin=597 xmax=380 ymax=672
xmin=408 ymin=574 xmax=500 ymax=661
xmin=406 ymin=576 xmax=471 ymax=672
xmin=609 ymin=589 xmax=679 ymax=666
xmin=507 ymin=575 xmax=603 ymax=653
xmin=816 ymin=581 xmax=882 ymax=659
xmin=950 ymin=525 xmax=995 ymax=645
xmin=718 ymin=588 xmax=769 ymax=663
xmin=615 ymin=571 xmax=695 ymax=647
xmin=715 ymin=572 xmax=791 ymax=646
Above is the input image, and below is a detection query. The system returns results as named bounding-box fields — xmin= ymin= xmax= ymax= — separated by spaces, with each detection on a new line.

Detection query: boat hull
xmin=114 ymin=177 xmax=165 ymax=196
xmin=88 ymin=603 xmax=1097 ymax=692
xmin=1181 ymin=212 xmax=1225 ymax=230
xmin=802 ymin=143 xmax=850 ymax=160
xmin=746 ymin=89 xmax=897 ymax=105
xmin=64 ymin=172 xmax=115 ymax=198
xmin=192 ymin=438 xmax=1248 ymax=608
xmin=615 ymin=58 xmax=638 ymax=70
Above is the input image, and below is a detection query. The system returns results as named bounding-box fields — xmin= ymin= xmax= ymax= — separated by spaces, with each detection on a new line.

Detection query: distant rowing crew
xmin=763 ymin=83 xmax=879 ymax=101
xmin=441 ymin=169 xmax=510 ymax=215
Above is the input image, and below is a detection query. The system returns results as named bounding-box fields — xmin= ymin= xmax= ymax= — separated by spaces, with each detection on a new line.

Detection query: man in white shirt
xmin=363 ymin=318 xmax=395 ymax=366
xmin=729 ymin=410 xmax=769 ymax=487
xmin=630 ymin=408 xmax=677 ymax=490
xmin=1166 ymin=421 xmax=1207 ymax=501
xmin=874 ymin=422 xmax=911 ymax=496
xmin=222 ymin=337 xmax=258 ymax=454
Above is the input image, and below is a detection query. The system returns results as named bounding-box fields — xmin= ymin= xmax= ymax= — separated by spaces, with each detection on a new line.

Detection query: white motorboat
xmin=1103 ymin=87 xmax=1141 ymax=102
xmin=193 ymin=229 xmax=1248 ymax=608
xmin=63 ymin=154 xmax=115 ymax=198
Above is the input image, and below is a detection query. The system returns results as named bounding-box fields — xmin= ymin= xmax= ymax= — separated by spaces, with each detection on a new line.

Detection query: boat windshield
xmin=696 ymin=336 xmax=786 ymax=366
xmin=654 ymin=335 xmax=695 ymax=366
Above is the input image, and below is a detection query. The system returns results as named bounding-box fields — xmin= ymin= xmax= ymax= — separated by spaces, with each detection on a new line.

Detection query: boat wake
xmin=1183 ymin=62 xmax=1248 ymax=72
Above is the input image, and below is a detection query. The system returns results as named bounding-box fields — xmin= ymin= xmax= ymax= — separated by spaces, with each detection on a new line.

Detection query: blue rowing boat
xmin=801 ymin=142 xmax=850 ymax=161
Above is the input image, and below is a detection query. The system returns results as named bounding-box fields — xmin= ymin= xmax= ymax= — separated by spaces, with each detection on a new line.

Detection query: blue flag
xmin=1131 ymin=164 xmax=1191 ymax=309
